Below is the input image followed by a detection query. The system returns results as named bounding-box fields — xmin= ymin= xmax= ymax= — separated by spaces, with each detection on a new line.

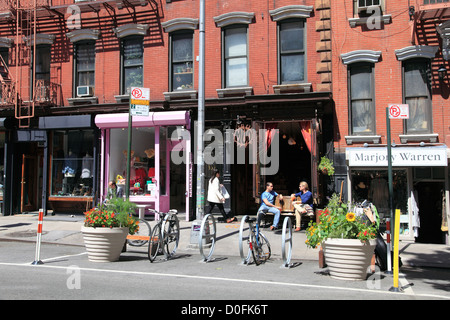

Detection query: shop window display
xmin=51 ymin=130 xmax=94 ymax=197
xmin=109 ymin=127 xmax=157 ymax=196
xmin=351 ymin=169 xmax=408 ymax=234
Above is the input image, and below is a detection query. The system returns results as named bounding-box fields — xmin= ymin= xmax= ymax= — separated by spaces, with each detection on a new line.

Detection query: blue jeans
xmin=258 ymin=205 xmax=281 ymax=228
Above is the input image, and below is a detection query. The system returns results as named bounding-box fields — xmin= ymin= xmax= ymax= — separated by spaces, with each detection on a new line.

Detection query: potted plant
xmin=81 ymin=198 xmax=139 ymax=262
xmin=318 ymin=156 xmax=335 ymax=176
xmin=305 ymin=193 xmax=378 ymax=280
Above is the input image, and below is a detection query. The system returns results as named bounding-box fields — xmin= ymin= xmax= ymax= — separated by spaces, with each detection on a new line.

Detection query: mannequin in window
xmin=81 ymin=152 xmax=93 ymax=178
xmin=354 ymin=181 xmax=368 ymax=202
xmin=63 ymin=149 xmax=77 ymax=177
xmin=145 ymin=148 xmax=155 ymax=177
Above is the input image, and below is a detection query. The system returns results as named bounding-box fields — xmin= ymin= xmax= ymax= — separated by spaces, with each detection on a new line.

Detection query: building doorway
xmin=415 ymin=181 xmax=446 ymax=244
xmin=16 ymin=142 xmax=43 ymax=213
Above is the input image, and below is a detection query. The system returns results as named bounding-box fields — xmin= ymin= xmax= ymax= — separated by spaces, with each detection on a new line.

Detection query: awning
xmin=95 ymin=111 xmax=190 ymax=129
xmin=39 ymin=115 xmax=93 ymax=129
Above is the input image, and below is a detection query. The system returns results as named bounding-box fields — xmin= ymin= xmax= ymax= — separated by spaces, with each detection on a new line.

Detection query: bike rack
xmin=281 ymin=216 xmax=293 ymax=268
xmin=238 ymin=215 xmax=251 ymax=265
xmin=199 ymin=214 xmax=216 ymax=262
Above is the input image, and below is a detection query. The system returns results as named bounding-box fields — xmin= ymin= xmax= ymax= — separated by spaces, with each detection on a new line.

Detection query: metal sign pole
xmin=196 ymin=0 xmax=206 ymax=221
xmin=386 ymin=107 xmax=394 ymax=274
xmin=126 ymin=95 xmax=132 ymax=200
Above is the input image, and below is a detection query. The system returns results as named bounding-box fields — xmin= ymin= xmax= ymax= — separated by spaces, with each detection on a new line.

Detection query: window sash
xmin=121 ymin=37 xmax=143 ymax=94
xmin=224 ymin=26 xmax=248 ymax=87
xmin=75 ymin=42 xmax=95 ymax=88
xmin=349 ymin=63 xmax=375 ymax=135
xmin=403 ymin=59 xmax=432 ymax=134
xmin=278 ymin=20 xmax=306 ymax=84
xmin=171 ymin=32 xmax=194 ymax=91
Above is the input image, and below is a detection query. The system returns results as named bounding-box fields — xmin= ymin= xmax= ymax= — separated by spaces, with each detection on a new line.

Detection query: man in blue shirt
xmin=258 ymin=182 xmax=283 ymax=230
xmin=291 ymin=181 xmax=314 ymax=231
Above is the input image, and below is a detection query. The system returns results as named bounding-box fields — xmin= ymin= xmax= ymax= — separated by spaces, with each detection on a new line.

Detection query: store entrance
xmin=17 ymin=142 xmax=43 ymax=213
xmin=415 ymin=181 xmax=445 ymax=244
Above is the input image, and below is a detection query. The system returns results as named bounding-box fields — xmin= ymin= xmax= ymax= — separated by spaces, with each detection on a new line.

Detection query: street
xmin=0 ymin=240 xmax=449 ymax=304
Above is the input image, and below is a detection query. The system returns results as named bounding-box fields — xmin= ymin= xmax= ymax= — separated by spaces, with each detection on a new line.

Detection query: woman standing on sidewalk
xmin=207 ymin=170 xmax=236 ymax=223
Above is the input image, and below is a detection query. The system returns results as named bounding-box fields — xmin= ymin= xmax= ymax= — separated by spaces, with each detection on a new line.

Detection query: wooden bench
xmin=259 ymin=196 xmax=314 ymax=228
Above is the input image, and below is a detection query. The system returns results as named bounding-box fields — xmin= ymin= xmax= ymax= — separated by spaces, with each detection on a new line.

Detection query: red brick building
xmin=330 ymin=0 xmax=449 ymax=244
xmin=0 ymin=0 xmax=335 ymax=220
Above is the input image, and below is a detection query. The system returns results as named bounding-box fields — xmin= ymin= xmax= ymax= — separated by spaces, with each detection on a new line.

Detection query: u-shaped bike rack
xmin=281 ymin=216 xmax=293 ymax=268
xmin=199 ymin=214 xmax=217 ymax=262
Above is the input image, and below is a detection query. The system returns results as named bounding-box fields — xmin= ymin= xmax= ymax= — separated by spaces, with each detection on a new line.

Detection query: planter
xmin=322 ymin=238 xmax=376 ymax=281
xmin=81 ymin=226 xmax=129 ymax=262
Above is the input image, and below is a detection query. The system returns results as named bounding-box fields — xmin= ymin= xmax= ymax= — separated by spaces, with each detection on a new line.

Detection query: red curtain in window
xmin=265 ymin=123 xmax=278 ymax=149
xmin=299 ymin=121 xmax=312 ymax=153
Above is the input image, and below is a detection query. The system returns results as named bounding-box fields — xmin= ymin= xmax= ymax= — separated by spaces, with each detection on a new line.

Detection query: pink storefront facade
xmin=95 ymin=111 xmax=191 ymax=220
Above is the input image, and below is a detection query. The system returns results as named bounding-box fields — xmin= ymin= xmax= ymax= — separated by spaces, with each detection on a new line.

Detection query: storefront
xmin=39 ymin=115 xmax=99 ymax=214
xmin=94 ymin=111 xmax=191 ymax=220
xmin=346 ymin=145 xmax=449 ymax=244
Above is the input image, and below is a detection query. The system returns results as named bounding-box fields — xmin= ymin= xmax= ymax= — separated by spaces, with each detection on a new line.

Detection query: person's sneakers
xmin=270 ymin=226 xmax=278 ymax=231
xmin=294 ymin=227 xmax=301 ymax=232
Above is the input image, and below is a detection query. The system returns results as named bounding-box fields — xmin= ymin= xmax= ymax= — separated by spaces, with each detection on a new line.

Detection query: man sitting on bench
xmin=258 ymin=182 xmax=283 ymax=231
xmin=291 ymin=181 xmax=314 ymax=231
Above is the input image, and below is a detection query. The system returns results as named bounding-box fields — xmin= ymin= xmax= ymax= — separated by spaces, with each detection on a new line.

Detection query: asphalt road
xmin=1 ymin=240 xmax=449 ymax=304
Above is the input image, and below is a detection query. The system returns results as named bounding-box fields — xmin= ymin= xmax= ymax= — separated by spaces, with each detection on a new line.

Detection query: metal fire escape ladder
xmin=0 ymin=53 xmax=15 ymax=106
xmin=14 ymin=0 xmax=37 ymax=128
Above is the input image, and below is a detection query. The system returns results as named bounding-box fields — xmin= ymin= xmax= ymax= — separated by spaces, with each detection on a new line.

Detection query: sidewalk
xmin=0 ymin=212 xmax=449 ymax=269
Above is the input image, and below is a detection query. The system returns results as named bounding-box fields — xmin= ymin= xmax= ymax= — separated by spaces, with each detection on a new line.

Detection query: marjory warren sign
xmin=347 ymin=147 xmax=448 ymax=167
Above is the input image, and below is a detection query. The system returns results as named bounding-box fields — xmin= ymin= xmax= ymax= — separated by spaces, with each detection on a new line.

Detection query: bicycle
xmin=238 ymin=212 xmax=271 ymax=265
xmin=147 ymin=209 xmax=180 ymax=262
xmin=127 ymin=209 xmax=152 ymax=247
xmin=127 ymin=217 xmax=151 ymax=247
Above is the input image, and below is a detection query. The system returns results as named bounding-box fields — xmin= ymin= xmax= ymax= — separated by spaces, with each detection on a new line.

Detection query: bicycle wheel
xmin=162 ymin=213 xmax=179 ymax=259
xmin=251 ymin=232 xmax=271 ymax=265
xmin=127 ymin=219 xmax=151 ymax=246
xmin=238 ymin=215 xmax=252 ymax=264
xmin=148 ymin=223 xmax=161 ymax=263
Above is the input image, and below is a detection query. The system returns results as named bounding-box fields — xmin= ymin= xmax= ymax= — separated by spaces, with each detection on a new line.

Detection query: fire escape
xmin=0 ymin=0 xmax=160 ymax=128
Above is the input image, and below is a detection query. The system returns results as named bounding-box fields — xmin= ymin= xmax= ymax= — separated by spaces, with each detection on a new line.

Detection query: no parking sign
xmin=130 ymin=87 xmax=150 ymax=116
xmin=388 ymin=104 xmax=409 ymax=119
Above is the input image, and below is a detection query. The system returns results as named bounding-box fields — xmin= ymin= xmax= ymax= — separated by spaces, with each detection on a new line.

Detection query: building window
xmin=34 ymin=46 xmax=51 ymax=81
xmin=348 ymin=63 xmax=375 ymax=135
xmin=121 ymin=37 xmax=143 ymax=95
xmin=278 ymin=19 xmax=305 ymax=83
xmin=403 ymin=59 xmax=432 ymax=134
xmin=223 ymin=26 xmax=248 ymax=87
xmin=51 ymin=129 xmax=94 ymax=198
xmin=170 ymin=31 xmax=193 ymax=91
xmin=74 ymin=41 xmax=95 ymax=96
xmin=0 ymin=48 xmax=8 ymax=67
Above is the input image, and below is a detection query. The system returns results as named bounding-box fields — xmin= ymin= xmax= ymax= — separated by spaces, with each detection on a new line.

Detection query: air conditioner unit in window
xmin=358 ymin=0 xmax=381 ymax=12
xmin=77 ymin=86 xmax=94 ymax=97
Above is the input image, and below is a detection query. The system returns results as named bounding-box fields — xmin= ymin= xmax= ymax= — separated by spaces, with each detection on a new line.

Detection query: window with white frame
xmin=348 ymin=63 xmax=375 ymax=135
xmin=74 ymin=41 xmax=95 ymax=96
xmin=121 ymin=36 xmax=143 ymax=95
xmin=278 ymin=19 xmax=306 ymax=83
xmin=403 ymin=59 xmax=432 ymax=134
xmin=170 ymin=31 xmax=194 ymax=91
xmin=223 ymin=25 xmax=248 ymax=87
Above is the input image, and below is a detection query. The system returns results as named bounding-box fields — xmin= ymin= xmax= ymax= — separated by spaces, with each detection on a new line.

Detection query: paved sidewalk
xmin=0 ymin=212 xmax=449 ymax=269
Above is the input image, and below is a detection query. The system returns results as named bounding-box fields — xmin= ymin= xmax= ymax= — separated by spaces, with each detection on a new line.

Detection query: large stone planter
xmin=322 ymin=238 xmax=376 ymax=281
xmin=81 ymin=226 xmax=129 ymax=262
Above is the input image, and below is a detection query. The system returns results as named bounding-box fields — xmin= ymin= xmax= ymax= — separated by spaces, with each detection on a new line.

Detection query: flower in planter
xmin=317 ymin=156 xmax=335 ymax=176
xmin=84 ymin=200 xmax=139 ymax=235
xmin=305 ymin=193 xmax=378 ymax=249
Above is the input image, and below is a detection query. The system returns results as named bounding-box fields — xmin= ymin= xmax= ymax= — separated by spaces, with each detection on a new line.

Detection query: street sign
xmin=388 ymin=104 xmax=409 ymax=119
xmin=130 ymin=87 xmax=150 ymax=116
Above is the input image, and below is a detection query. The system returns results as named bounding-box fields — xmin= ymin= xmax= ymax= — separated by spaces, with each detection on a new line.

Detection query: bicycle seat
xmin=168 ymin=209 xmax=178 ymax=215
